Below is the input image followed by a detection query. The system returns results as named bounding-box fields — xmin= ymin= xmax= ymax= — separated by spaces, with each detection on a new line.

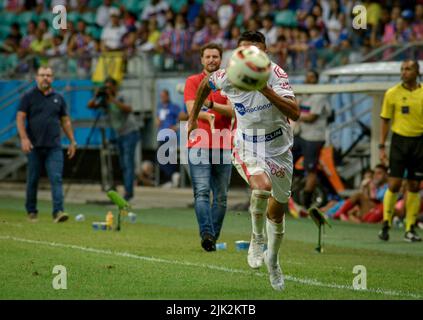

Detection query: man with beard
xmin=16 ymin=66 xmax=77 ymax=223
xmin=184 ymin=43 xmax=234 ymax=252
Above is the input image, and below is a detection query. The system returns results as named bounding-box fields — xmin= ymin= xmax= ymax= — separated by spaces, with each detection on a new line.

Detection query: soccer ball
xmin=226 ymin=45 xmax=271 ymax=91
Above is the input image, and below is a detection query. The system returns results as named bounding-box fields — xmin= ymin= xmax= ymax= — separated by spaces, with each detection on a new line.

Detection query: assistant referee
xmin=378 ymin=60 xmax=423 ymax=242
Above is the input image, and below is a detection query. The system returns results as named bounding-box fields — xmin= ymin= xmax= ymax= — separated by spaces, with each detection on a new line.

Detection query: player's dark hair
xmin=237 ymin=31 xmax=266 ymax=46
xmin=200 ymin=43 xmax=223 ymax=58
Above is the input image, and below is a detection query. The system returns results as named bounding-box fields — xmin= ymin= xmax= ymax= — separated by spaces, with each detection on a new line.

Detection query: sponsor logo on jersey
xmin=234 ymin=102 xmax=272 ymax=116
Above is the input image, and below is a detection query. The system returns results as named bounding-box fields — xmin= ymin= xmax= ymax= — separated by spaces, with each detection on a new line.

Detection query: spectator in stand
xmin=191 ymin=16 xmax=214 ymax=53
xmin=370 ymin=7 xmax=391 ymax=47
xmin=68 ymin=21 xmax=95 ymax=76
xmin=96 ymin=0 xmax=114 ymax=28
xmin=384 ymin=17 xmax=414 ymax=45
xmin=1 ymin=23 xmax=22 ymax=53
xmin=203 ymin=0 xmax=220 ymax=17
xmin=217 ymin=0 xmax=236 ymax=30
xmin=141 ymin=0 xmax=170 ymax=30
xmin=20 ymin=20 xmax=37 ymax=53
xmin=100 ymin=8 xmax=126 ymax=51
xmin=137 ymin=18 xmax=161 ymax=52
xmin=157 ymin=13 xmax=192 ymax=69
xmin=258 ymin=1 xmax=273 ymax=20
xmin=182 ymin=0 xmax=203 ymax=25
xmin=4 ymin=0 xmax=24 ymax=12
xmin=260 ymin=15 xmax=278 ymax=47
xmin=245 ymin=18 xmax=261 ymax=32
xmin=223 ymin=25 xmax=241 ymax=50
xmin=30 ymin=28 xmax=50 ymax=57
xmin=38 ymin=19 xmax=53 ymax=43
xmin=269 ymin=34 xmax=289 ymax=68
xmin=413 ymin=4 xmax=423 ymax=40
xmin=45 ymin=35 xmax=67 ymax=57
xmin=311 ymin=3 xmax=326 ymax=31
xmin=382 ymin=5 xmax=402 ymax=44
xmin=297 ymin=0 xmax=315 ymax=26
xmin=208 ymin=19 xmax=225 ymax=46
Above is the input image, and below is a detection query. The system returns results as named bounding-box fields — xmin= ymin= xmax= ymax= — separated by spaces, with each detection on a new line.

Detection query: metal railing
xmin=359 ymin=41 xmax=423 ymax=63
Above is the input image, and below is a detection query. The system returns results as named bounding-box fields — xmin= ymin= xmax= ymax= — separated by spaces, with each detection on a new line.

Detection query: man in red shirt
xmin=184 ymin=43 xmax=234 ymax=252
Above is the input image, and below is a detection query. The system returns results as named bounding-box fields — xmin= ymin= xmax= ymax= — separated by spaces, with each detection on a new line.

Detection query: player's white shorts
xmin=232 ymin=147 xmax=293 ymax=203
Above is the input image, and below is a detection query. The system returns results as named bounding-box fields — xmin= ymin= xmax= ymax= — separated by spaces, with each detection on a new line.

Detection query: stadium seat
xmin=88 ymin=0 xmax=103 ymax=8
xmin=235 ymin=14 xmax=244 ymax=27
xmin=67 ymin=11 xmax=81 ymax=24
xmin=274 ymin=10 xmax=298 ymax=27
xmin=125 ymin=0 xmax=148 ymax=13
xmin=18 ymin=11 xmax=38 ymax=25
xmin=170 ymin=0 xmax=187 ymax=13
xmin=39 ymin=11 xmax=54 ymax=23
xmin=0 ymin=25 xmax=10 ymax=40
xmin=0 ymin=12 xmax=16 ymax=25
xmin=81 ymin=12 xmax=96 ymax=25
xmin=87 ymin=25 xmax=102 ymax=40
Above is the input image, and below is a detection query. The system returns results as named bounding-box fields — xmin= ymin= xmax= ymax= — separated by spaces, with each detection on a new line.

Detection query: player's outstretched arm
xmin=188 ymin=77 xmax=212 ymax=136
xmin=260 ymin=86 xmax=300 ymax=121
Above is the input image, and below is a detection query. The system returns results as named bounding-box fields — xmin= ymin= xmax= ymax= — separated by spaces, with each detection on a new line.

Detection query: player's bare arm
xmin=259 ymin=86 xmax=300 ymax=121
xmin=299 ymin=113 xmax=318 ymax=123
xmin=203 ymin=100 xmax=234 ymax=117
xmin=188 ymin=77 xmax=212 ymax=136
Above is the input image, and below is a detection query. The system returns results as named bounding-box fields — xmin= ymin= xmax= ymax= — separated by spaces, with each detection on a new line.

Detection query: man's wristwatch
xmin=378 ymin=143 xmax=385 ymax=149
xmin=71 ymin=141 xmax=77 ymax=147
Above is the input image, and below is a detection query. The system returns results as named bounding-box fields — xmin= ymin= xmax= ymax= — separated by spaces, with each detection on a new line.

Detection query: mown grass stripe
xmin=1 ymin=235 xmax=421 ymax=299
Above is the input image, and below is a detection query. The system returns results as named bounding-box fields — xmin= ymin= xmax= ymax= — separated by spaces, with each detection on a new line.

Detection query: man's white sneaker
xmin=247 ymin=234 xmax=264 ymax=269
xmin=263 ymin=250 xmax=285 ymax=291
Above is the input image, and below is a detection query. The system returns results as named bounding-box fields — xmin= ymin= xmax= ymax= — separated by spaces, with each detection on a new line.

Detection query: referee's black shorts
xmin=389 ymin=133 xmax=423 ymax=181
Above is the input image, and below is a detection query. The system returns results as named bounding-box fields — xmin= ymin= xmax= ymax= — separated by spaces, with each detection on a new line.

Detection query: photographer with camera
xmin=88 ymin=77 xmax=140 ymax=202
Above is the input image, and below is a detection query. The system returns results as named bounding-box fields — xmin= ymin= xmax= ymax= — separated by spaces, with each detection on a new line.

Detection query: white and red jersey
xmin=208 ymin=62 xmax=295 ymax=157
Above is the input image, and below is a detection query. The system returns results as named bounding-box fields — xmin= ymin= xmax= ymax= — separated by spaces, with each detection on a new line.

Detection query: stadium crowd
xmin=1 ymin=0 xmax=423 ymax=76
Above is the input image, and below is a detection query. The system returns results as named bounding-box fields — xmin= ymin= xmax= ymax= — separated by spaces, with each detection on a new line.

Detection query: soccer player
xmin=378 ymin=60 xmax=423 ymax=242
xmin=188 ymin=31 xmax=300 ymax=290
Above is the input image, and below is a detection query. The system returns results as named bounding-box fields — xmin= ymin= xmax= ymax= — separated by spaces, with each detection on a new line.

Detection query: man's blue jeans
xmin=26 ymin=147 xmax=64 ymax=216
xmin=117 ymin=130 xmax=140 ymax=200
xmin=188 ymin=148 xmax=232 ymax=240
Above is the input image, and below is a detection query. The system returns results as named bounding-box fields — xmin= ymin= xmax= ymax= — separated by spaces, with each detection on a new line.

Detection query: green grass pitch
xmin=0 ymin=196 xmax=422 ymax=300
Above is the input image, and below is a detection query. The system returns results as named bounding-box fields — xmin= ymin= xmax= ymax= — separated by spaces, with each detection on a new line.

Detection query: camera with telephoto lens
xmin=95 ymin=86 xmax=109 ymax=110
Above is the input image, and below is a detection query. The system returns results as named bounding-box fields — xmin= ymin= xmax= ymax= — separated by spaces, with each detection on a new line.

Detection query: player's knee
xmin=250 ymin=178 xmax=272 ymax=192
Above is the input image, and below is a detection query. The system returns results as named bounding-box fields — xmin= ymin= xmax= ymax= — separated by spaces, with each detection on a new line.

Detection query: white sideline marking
xmin=0 ymin=235 xmax=421 ymax=299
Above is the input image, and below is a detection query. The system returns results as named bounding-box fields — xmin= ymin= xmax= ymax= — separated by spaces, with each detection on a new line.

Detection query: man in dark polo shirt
xmin=16 ymin=66 xmax=77 ymax=223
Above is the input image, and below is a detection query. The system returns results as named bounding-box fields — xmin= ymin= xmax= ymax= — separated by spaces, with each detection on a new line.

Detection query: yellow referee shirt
xmin=380 ymin=83 xmax=423 ymax=137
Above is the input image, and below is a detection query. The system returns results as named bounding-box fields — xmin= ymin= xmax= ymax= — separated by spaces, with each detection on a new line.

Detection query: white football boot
xmin=247 ymin=233 xmax=265 ymax=269
xmin=263 ymin=250 xmax=285 ymax=291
